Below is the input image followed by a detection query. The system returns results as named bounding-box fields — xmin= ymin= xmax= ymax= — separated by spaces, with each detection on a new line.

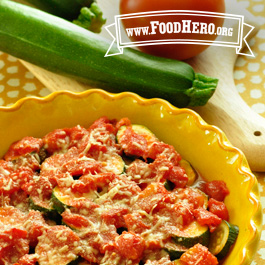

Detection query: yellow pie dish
xmin=0 ymin=89 xmax=262 ymax=265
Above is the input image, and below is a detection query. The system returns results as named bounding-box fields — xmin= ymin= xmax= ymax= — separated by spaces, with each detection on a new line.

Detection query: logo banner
xmin=105 ymin=10 xmax=255 ymax=57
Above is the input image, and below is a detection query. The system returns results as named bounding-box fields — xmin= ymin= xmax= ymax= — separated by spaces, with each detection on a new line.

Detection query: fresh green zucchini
xmin=173 ymin=221 xmax=210 ymax=248
xmin=208 ymin=220 xmax=239 ymax=260
xmin=23 ymin=0 xmax=94 ymax=21
xmin=23 ymin=0 xmax=106 ymax=33
xmin=0 ymin=0 xmax=218 ymax=108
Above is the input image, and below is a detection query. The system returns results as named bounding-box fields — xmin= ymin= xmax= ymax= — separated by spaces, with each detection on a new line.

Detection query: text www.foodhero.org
xmin=126 ymin=20 xmax=233 ymax=37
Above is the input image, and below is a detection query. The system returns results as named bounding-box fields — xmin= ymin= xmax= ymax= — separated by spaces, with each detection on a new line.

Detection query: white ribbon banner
xmin=104 ymin=10 xmax=255 ymax=57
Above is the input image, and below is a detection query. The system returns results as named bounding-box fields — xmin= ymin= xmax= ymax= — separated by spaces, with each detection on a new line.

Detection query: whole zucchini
xmin=23 ymin=0 xmax=94 ymax=20
xmin=0 ymin=0 xmax=218 ymax=107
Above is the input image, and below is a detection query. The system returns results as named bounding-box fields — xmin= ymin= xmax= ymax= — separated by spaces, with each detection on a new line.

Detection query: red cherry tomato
xmin=120 ymin=0 xmax=225 ymax=60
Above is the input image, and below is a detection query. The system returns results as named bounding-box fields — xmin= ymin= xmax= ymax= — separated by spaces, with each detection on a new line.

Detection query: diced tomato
xmin=43 ymin=129 xmax=70 ymax=155
xmin=119 ymin=127 xmax=148 ymax=157
xmin=72 ymin=172 xmax=116 ymax=193
xmin=193 ymin=207 xmax=222 ymax=232
xmin=17 ymin=254 xmax=38 ymax=265
xmin=35 ymin=226 xmax=80 ymax=264
xmin=0 ymin=160 xmax=14 ymax=175
xmin=22 ymin=175 xmax=53 ymax=205
xmin=0 ymin=206 xmax=26 ymax=229
xmin=204 ymin=180 xmax=230 ymax=201
xmin=173 ymin=202 xmax=194 ymax=226
xmin=24 ymin=210 xmax=47 ymax=247
xmin=208 ymin=198 xmax=229 ymax=221
xmin=68 ymin=125 xmax=89 ymax=149
xmin=180 ymin=243 xmax=218 ymax=265
xmin=0 ymin=167 xmax=34 ymax=196
xmin=115 ymin=231 xmax=145 ymax=261
xmin=12 ymin=154 xmax=41 ymax=171
xmin=135 ymin=183 xmax=168 ymax=213
xmin=126 ymin=159 xmax=151 ymax=184
xmin=102 ymin=207 xmax=129 ymax=228
xmin=40 ymin=147 xmax=79 ymax=186
xmin=115 ymin=117 xmax=131 ymax=130
xmin=62 ymin=210 xmax=90 ymax=229
xmin=4 ymin=137 xmax=43 ymax=161
xmin=0 ymin=228 xmax=29 ymax=265
xmin=108 ymin=175 xmax=141 ymax=203
xmin=124 ymin=213 xmax=151 ymax=234
xmin=62 ymin=155 xmax=103 ymax=177
xmin=10 ymin=190 xmax=29 ymax=211
xmin=176 ymin=188 xmax=206 ymax=209
xmin=88 ymin=116 xmax=116 ymax=132
xmin=145 ymin=141 xmax=181 ymax=164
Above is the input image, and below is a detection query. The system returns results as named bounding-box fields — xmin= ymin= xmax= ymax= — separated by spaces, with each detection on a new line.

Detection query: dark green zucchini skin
xmin=24 ymin=0 xmax=94 ymax=20
xmin=0 ymin=0 xmax=217 ymax=107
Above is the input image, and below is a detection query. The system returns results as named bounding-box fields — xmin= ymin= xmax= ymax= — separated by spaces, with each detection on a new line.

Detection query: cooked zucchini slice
xmin=117 ymin=124 xmax=157 ymax=144
xmin=164 ymin=180 xmax=175 ymax=191
xmin=101 ymin=153 xmax=125 ymax=174
xmin=208 ymin=220 xmax=239 ymax=260
xmin=179 ymin=159 xmax=197 ymax=186
xmin=173 ymin=221 xmax=210 ymax=248
xmin=29 ymin=196 xmax=61 ymax=222
xmin=51 ymin=187 xmax=71 ymax=213
xmin=29 ymin=196 xmax=54 ymax=213
xmin=52 ymin=186 xmax=98 ymax=214
xmin=164 ymin=241 xmax=188 ymax=260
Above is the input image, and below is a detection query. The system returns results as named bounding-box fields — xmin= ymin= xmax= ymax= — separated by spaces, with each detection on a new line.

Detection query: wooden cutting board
xmin=19 ymin=0 xmax=265 ymax=172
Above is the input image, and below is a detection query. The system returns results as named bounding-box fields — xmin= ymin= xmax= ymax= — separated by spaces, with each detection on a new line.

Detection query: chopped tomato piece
xmin=124 ymin=213 xmax=151 ymax=234
xmin=0 ymin=206 xmax=26 ymax=228
xmin=115 ymin=117 xmax=131 ymax=130
xmin=176 ymin=188 xmax=206 ymax=209
xmin=0 ymin=228 xmax=29 ymax=265
xmin=204 ymin=180 xmax=230 ymax=201
xmin=102 ymin=207 xmax=129 ymax=228
xmin=0 ymin=167 xmax=34 ymax=196
xmin=135 ymin=183 xmax=169 ymax=213
xmin=146 ymin=141 xmax=181 ymax=164
xmin=180 ymin=243 xmax=218 ymax=265
xmin=119 ymin=127 xmax=148 ymax=157
xmin=35 ymin=226 xmax=80 ymax=264
xmin=62 ymin=155 xmax=103 ymax=176
xmin=43 ymin=129 xmax=70 ymax=155
xmin=4 ymin=136 xmax=43 ymax=161
xmin=72 ymin=172 xmax=116 ymax=193
xmin=24 ymin=210 xmax=47 ymax=247
xmin=115 ymin=231 xmax=145 ymax=261
xmin=208 ymin=198 xmax=229 ymax=221
xmin=193 ymin=207 xmax=222 ymax=232
xmin=62 ymin=210 xmax=90 ymax=229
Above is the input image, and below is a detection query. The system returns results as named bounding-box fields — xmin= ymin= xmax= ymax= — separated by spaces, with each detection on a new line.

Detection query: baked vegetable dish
xmin=0 ymin=117 xmax=238 ymax=265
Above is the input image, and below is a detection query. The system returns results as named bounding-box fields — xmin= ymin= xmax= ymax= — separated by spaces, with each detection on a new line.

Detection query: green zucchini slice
xmin=29 ymin=196 xmax=61 ymax=222
xmin=164 ymin=241 xmax=188 ymax=260
xmin=173 ymin=221 xmax=210 ymax=248
xmin=101 ymin=153 xmax=125 ymax=174
xmin=117 ymin=125 xmax=157 ymax=145
xmin=208 ymin=220 xmax=239 ymax=260
xmin=179 ymin=159 xmax=197 ymax=186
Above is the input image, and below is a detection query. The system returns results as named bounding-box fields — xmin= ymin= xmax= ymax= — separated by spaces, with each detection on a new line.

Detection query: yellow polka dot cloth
xmin=0 ymin=0 xmax=265 ymax=264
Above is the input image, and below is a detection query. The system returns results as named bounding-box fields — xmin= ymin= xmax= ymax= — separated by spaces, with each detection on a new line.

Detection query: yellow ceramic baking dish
xmin=0 ymin=89 xmax=262 ymax=264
